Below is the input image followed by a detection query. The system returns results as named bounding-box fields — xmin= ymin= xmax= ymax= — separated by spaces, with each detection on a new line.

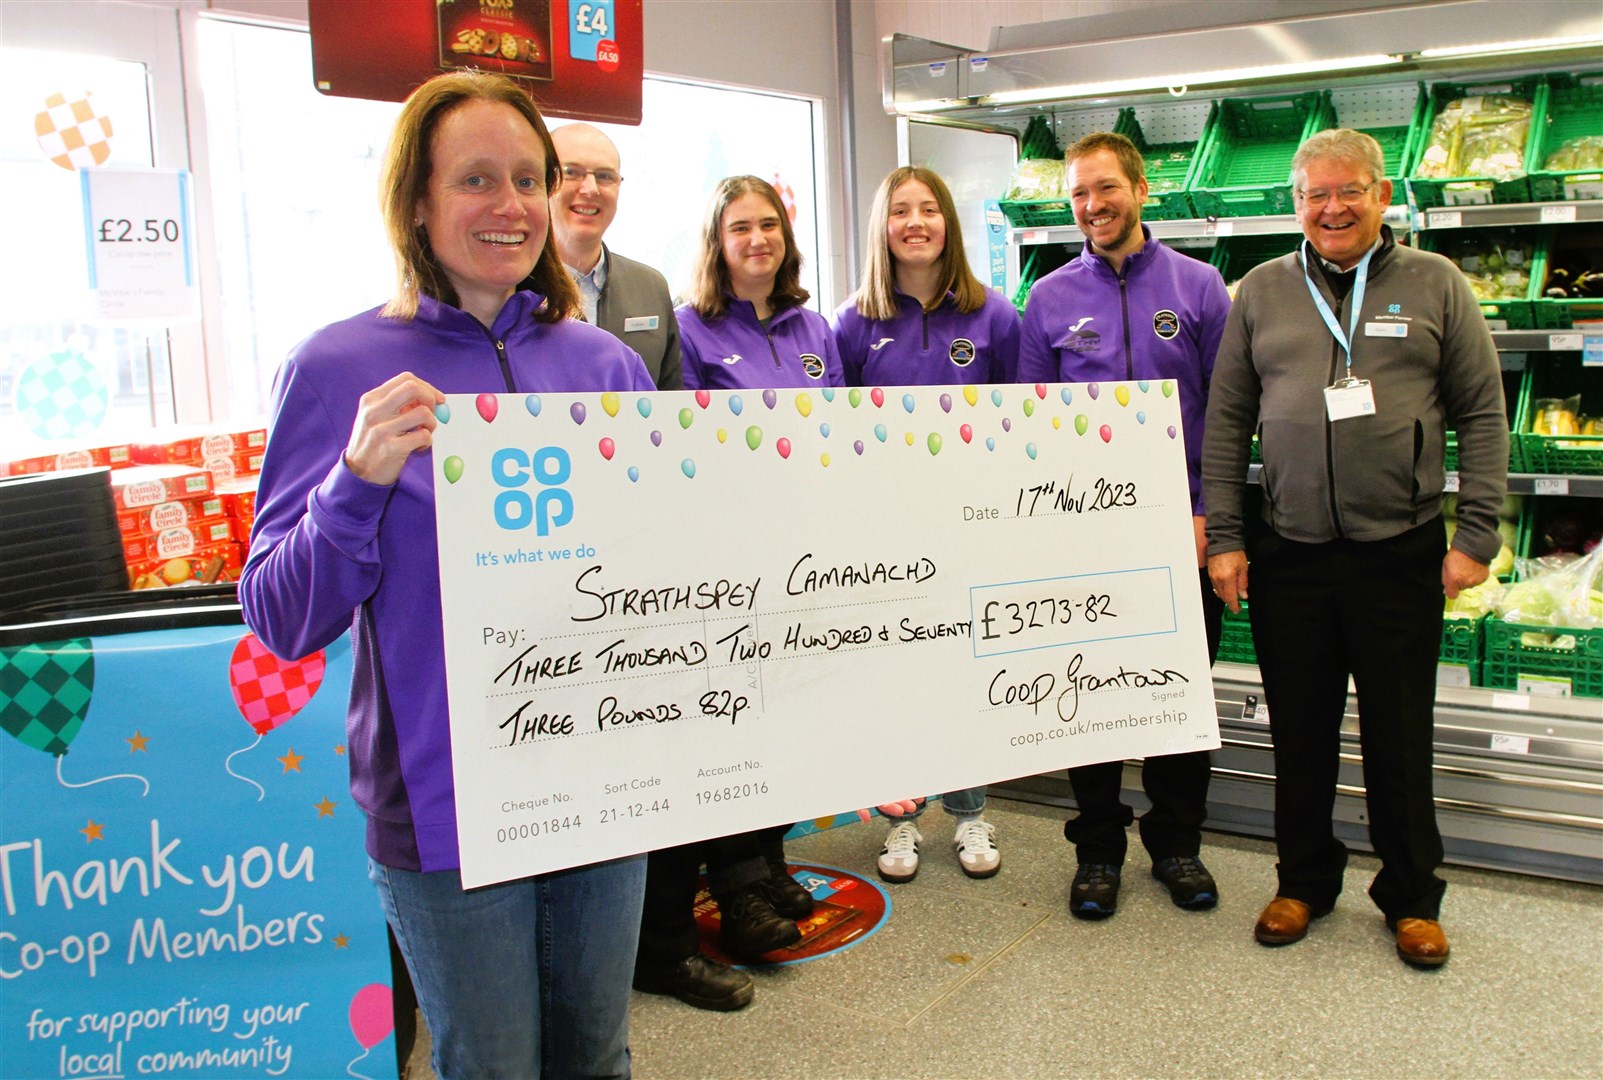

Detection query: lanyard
xmin=1297 ymin=239 xmax=1378 ymax=382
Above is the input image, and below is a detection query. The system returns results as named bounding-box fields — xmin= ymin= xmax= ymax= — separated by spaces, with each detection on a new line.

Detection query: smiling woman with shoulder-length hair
xmin=239 ymin=69 xmax=653 ymax=1079
xmin=673 ymin=175 xmax=842 ymax=391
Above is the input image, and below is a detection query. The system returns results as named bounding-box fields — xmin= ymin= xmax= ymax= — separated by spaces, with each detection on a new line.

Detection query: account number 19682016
xmin=696 ymin=781 xmax=769 ymax=806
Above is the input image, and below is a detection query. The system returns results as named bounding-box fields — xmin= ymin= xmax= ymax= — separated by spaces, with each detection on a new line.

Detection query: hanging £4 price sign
xmin=79 ymin=167 xmax=198 ymax=323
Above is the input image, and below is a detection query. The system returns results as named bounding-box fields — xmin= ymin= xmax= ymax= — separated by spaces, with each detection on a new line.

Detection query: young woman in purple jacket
xmin=832 ymin=166 xmax=1021 ymax=886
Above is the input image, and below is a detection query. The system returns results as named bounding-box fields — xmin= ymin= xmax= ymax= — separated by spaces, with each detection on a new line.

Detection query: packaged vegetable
xmin=1415 ymin=94 xmax=1533 ymax=180
xmin=1005 ymin=158 xmax=1066 ymax=201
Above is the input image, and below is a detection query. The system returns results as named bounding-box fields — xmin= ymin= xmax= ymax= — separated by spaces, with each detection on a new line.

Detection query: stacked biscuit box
xmin=3 ymin=426 xmax=264 ymax=592
xmin=5 ymin=442 xmax=133 ymax=475
xmin=119 ymin=427 xmax=264 ymax=589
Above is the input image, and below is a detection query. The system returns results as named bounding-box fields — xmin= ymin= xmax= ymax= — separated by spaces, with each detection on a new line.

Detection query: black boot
xmin=760 ymin=857 xmax=815 ymax=919
xmin=633 ymin=952 xmax=754 ymax=1011
xmin=719 ymin=886 xmax=800 ymax=958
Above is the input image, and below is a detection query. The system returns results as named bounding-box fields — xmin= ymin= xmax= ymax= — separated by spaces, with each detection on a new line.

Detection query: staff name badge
xmin=1325 ymin=379 xmax=1376 ymax=421
xmin=623 ymin=316 xmax=659 ymax=333
xmin=431 ymin=382 xmax=1219 ymax=888
xmin=1364 ymin=322 xmax=1408 ymax=338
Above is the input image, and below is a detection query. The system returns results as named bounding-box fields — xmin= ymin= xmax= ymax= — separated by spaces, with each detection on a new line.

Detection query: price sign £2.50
xmin=80 ymin=167 xmax=199 ymax=322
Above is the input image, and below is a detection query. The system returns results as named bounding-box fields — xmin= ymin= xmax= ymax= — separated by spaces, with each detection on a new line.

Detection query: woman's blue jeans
xmin=371 ymin=854 xmax=646 ymax=1079
xmin=907 ymin=786 xmax=986 ymax=820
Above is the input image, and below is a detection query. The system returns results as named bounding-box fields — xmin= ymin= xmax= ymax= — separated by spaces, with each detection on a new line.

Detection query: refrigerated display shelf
xmin=994 ymin=664 xmax=1603 ymax=884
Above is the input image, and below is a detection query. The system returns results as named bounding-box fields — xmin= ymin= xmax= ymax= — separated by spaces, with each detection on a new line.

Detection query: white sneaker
xmin=954 ymin=817 xmax=1000 ymax=879
xmin=877 ymin=821 xmax=923 ymax=883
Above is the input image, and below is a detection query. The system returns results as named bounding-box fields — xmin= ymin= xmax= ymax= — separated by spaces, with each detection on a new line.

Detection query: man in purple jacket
xmin=1018 ymin=132 xmax=1231 ymax=921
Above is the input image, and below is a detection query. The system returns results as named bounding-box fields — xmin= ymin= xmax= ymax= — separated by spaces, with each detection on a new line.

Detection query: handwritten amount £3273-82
xmin=978 ymin=595 xmax=1116 ymax=641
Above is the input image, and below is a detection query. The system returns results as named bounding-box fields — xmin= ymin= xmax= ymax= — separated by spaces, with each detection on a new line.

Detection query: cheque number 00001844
xmin=496 ymin=817 xmax=581 ymax=844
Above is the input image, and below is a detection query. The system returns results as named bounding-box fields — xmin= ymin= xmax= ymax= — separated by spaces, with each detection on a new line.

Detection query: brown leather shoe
xmin=1393 ymin=918 xmax=1450 ymax=968
xmin=1254 ymin=897 xmax=1313 ymax=945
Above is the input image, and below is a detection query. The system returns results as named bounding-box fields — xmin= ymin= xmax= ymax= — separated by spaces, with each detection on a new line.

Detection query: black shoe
xmin=1069 ymin=863 xmax=1121 ymax=919
xmin=1152 ymin=855 xmax=1218 ymax=910
xmin=633 ymin=953 xmax=754 ymax=1011
xmin=719 ymin=887 xmax=801 ymax=958
xmin=760 ymin=858 xmax=815 ymax=919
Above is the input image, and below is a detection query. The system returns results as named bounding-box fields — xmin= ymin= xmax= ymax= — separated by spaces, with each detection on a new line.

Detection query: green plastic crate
xmin=1417 ymin=226 xmax=1539 ymax=330
xmin=1515 ymin=352 xmax=1603 ymax=475
xmin=1212 ymin=234 xmax=1300 ymax=291
xmin=1407 ymin=77 xmax=1546 ymax=209
xmin=1313 ymin=84 xmax=1427 ymax=206
xmin=1528 ymin=224 xmax=1603 ymax=330
xmin=1444 ymin=428 xmax=1527 ymax=478
xmin=1189 ymin=93 xmax=1323 ymax=218
xmin=1217 ymin=602 xmax=1255 ymax=665
xmin=997 ymin=199 xmax=1074 ymax=229
xmin=1482 ymin=617 xmax=1603 ymax=699
xmin=1529 ymin=70 xmax=1603 ymax=203
xmin=998 ymin=107 xmax=1130 ymax=229
xmin=1115 ymin=100 xmax=1217 ymax=221
xmin=1439 ymin=613 xmax=1484 ymax=685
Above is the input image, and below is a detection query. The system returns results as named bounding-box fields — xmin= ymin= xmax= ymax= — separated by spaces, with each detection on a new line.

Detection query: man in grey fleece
xmin=1202 ymin=129 xmax=1507 ymax=969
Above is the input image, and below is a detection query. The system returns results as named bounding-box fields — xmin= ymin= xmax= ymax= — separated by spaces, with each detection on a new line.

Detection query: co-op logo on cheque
xmin=490 ymin=446 xmax=574 ymax=535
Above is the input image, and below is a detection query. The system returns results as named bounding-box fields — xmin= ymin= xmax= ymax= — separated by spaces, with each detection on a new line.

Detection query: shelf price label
xmin=80 ymin=167 xmax=198 ymax=322
xmin=1533 ymin=477 xmax=1569 ymax=496
xmin=1539 ymin=204 xmax=1578 ymax=224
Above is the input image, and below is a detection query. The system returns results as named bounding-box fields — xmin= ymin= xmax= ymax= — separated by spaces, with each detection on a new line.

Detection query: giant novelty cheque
xmin=433 ymin=382 xmax=1219 ymax=888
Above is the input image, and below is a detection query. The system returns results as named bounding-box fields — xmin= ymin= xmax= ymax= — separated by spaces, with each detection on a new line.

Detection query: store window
xmin=198 ymin=19 xmax=402 ymax=420
xmin=559 ymin=80 xmax=824 ymax=308
xmin=199 ymin=20 xmax=825 ymax=419
xmin=0 ymin=48 xmax=172 ymax=453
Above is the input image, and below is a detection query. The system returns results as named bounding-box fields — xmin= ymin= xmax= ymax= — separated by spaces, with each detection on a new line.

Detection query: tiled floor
xmin=407 ymin=798 xmax=1603 ymax=1079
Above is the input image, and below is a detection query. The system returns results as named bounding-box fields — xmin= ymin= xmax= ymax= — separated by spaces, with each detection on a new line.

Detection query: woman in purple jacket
xmin=633 ymin=178 xmax=839 ymax=1014
xmin=239 ymin=72 xmax=652 ymax=1079
xmin=832 ymin=166 xmax=1021 ymax=886
xmin=675 ymin=175 xmax=844 ymax=390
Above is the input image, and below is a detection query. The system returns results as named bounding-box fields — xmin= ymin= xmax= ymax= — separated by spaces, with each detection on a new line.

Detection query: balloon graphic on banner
xmin=35 ymin=90 xmax=114 ymax=170
xmin=345 ymin=983 xmax=394 ymax=1080
xmin=224 ymin=633 xmax=326 ymax=800
xmin=15 ymin=350 xmax=110 ymax=441
xmin=772 ymin=173 xmax=799 ymax=224
xmin=1 ymin=639 xmax=148 ymax=794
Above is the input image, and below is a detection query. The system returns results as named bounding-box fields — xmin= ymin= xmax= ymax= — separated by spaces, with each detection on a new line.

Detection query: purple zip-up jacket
xmin=239 ymin=291 xmax=653 ymax=873
xmin=832 ymin=289 xmax=1021 ymax=387
xmin=1018 ymin=227 xmax=1230 ymax=515
xmin=676 ymin=299 xmax=845 ymax=390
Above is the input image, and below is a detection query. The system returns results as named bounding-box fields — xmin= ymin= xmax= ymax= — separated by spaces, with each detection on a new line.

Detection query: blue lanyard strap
xmin=1297 ymin=239 xmax=1378 ymax=380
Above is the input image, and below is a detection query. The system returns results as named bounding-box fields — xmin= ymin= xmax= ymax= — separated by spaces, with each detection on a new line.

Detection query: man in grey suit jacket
xmin=549 ymin=123 xmax=683 ymax=391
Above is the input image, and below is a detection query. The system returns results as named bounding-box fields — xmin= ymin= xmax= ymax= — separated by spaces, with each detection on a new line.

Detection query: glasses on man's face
xmin=1295 ymin=181 xmax=1377 ymax=210
xmin=560 ymin=164 xmax=622 ymax=188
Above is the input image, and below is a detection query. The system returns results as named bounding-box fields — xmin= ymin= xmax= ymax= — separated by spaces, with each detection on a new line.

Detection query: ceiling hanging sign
xmin=309 ymin=0 xmax=643 ymax=125
xmin=79 ymin=167 xmax=199 ymax=324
